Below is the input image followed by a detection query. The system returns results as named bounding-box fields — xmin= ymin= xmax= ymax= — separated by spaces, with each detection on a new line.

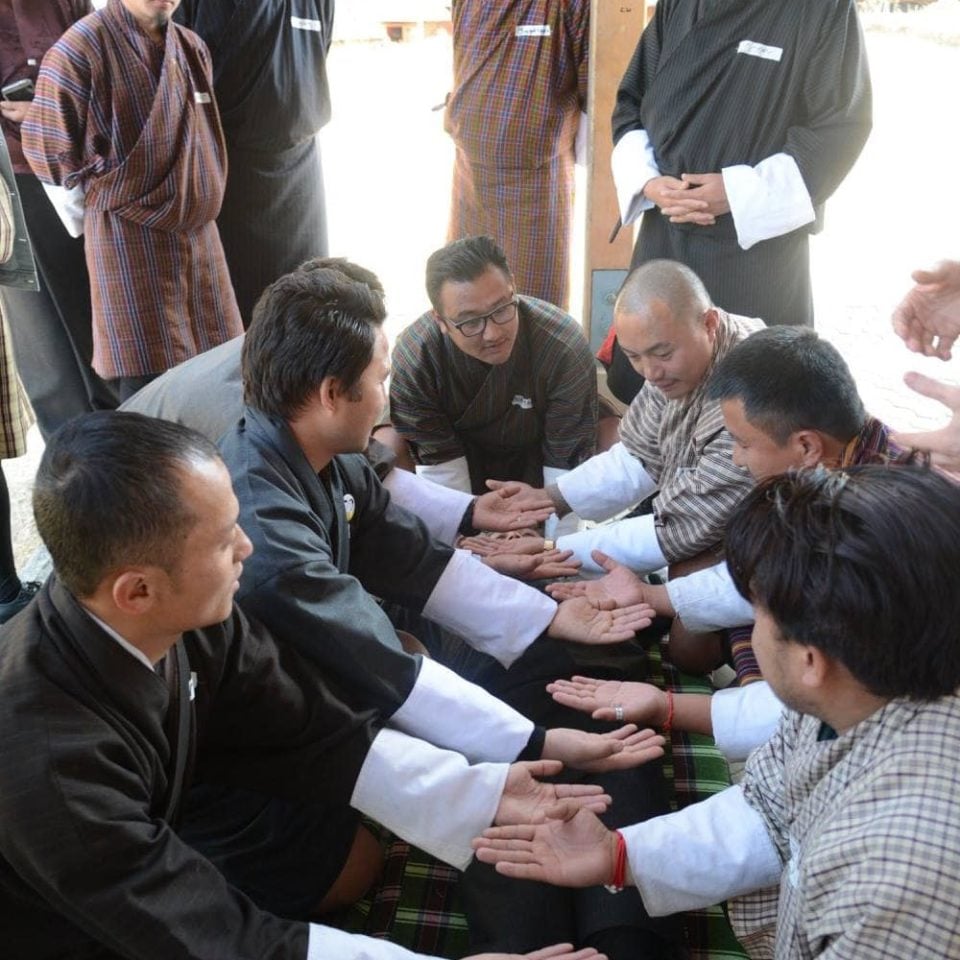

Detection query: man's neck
xmin=286 ymin=416 xmax=336 ymax=474
xmin=816 ymin=680 xmax=889 ymax=735
xmin=80 ymin=597 xmax=176 ymax=666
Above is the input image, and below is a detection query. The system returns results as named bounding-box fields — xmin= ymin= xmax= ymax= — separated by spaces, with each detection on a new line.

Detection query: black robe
xmin=175 ymin=1 xmax=335 ymax=325
xmin=613 ymin=0 xmax=871 ymax=327
xmin=0 ymin=577 xmax=376 ymax=960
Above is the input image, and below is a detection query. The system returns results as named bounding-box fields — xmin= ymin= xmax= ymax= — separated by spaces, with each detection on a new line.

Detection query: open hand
xmin=484 ymin=549 xmax=582 ymax=581
xmin=467 ymin=944 xmax=607 ymax=960
xmin=543 ymin=724 xmax=665 ymax=772
xmin=548 ymin=676 xmax=668 ymax=727
xmin=474 ymin=486 xmax=555 ymax=531
xmin=548 ymin=595 xmax=655 ymax=645
xmin=891 ymin=372 xmax=960 ymax=473
xmin=546 ymin=551 xmax=663 ymax=611
xmin=460 ymin=535 xmax=548 ymax=557
xmin=891 ymin=260 xmax=960 ymax=360
xmin=474 ymin=807 xmax=616 ymax=889
xmin=495 ymin=760 xmax=611 ymax=827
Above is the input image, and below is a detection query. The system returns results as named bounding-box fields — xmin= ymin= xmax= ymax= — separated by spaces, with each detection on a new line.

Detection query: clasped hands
xmin=643 ymin=171 xmax=729 ymax=226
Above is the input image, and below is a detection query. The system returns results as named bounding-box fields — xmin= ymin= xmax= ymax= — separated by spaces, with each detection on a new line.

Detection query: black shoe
xmin=0 ymin=581 xmax=41 ymax=624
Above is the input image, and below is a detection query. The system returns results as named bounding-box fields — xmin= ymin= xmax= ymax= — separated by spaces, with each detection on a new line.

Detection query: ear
xmin=316 ymin=375 xmax=342 ymax=412
xmin=432 ymin=310 xmax=449 ymax=337
xmin=702 ymin=308 xmax=720 ymax=339
xmin=798 ymin=644 xmax=830 ymax=692
xmin=111 ymin=568 xmax=160 ymax=617
xmin=792 ymin=430 xmax=826 ymax=468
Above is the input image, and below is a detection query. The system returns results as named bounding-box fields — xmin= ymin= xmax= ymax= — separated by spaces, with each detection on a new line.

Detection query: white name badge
xmin=511 ymin=395 xmax=534 ymax=410
xmin=291 ymin=15 xmax=323 ymax=32
xmin=737 ymin=40 xmax=783 ymax=62
xmin=515 ymin=24 xmax=551 ymax=38
xmin=194 ymin=91 xmax=211 ymax=104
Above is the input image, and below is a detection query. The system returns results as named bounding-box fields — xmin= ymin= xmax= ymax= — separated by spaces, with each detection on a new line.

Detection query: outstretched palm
xmin=495 ymin=760 xmax=610 ymax=826
xmin=549 ymin=595 xmax=654 ymax=645
xmin=548 ymin=676 xmax=666 ymax=726
xmin=547 ymin=551 xmax=648 ymax=607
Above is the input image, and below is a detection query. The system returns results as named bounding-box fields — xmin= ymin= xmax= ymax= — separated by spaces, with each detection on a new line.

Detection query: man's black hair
xmin=726 ymin=465 xmax=960 ymax=700
xmin=706 ymin=326 xmax=866 ymax=444
xmin=425 ymin=236 xmax=512 ymax=315
xmin=243 ymin=267 xmax=386 ymax=418
xmin=33 ymin=411 xmax=221 ymax=597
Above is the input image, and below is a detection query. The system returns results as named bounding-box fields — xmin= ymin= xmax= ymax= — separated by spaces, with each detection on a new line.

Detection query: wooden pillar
xmin=582 ymin=0 xmax=650 ymax=349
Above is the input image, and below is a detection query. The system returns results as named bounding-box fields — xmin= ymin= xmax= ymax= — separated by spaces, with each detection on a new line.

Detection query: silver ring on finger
xmin=614 ymin=704 xmax=625 ymax=723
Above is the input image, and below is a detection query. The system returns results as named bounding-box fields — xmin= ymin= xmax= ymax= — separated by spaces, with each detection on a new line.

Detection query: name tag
xmin=27 ymin=58 xmax=37 ymax=66
xmin=343 ymin=493 xmax=356 ymax=522
xmin=737 ymin=40 xmax=783 ymax=62
xmin=516 ymin=24 xmax=551 ymax=38
xmin=511 ymin=395 xmax=534 ymax=410
xmin=194 ymin=91 xmax=211 ymax=104
xmin=188 ymin=672 xmax=198 ymax=702
xmin=291 ymin=15 xmax=323 ymax=32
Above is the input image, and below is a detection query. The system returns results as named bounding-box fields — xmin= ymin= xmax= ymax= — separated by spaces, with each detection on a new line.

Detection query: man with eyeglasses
xmin=388 ymin=235 xmax=598 ymax=496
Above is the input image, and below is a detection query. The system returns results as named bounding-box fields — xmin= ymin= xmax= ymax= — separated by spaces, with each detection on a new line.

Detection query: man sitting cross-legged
xmin=477 ymin=465 xmax=960 ymax=959
xmin=0 ymin=412 xmax=629 ymax=960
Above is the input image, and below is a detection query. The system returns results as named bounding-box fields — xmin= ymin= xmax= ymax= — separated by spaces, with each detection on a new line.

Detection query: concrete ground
xmin=9 ymin=5 xmax=960 ymax=572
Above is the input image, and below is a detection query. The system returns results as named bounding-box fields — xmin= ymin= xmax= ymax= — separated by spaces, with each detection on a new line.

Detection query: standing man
xmin=390 ymin=236 xmax=598 ymax=495
xmin=176 ymin=1 xmax=334 ymax=325
xmin=445 ymin=1 xmax=588 ymax=310
xmin=0 ymin=0 xmax=117 ymax=435
xmin=611 ymin=0 xmax=871 ymax=328
xmin=22 ymin=0 xmax=243 ymax=399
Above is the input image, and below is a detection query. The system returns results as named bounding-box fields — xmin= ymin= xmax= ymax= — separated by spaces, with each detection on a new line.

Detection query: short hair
xmin=706 ymin=327 xmax=866 ymax=444
xmin=614 ymin=259 xmax=713 ymax=322
xmin=425 ymin=236 xmax=512 ymax=314
xmin=243 ymin=266 xmax=386 ymax=418
xmin=726 ymin=465 xmax=960 ymax=700
xmin=33 ymin=412 xmax=221 ymax=597
xmin=296 ymin=256 xmax=386 ymax=297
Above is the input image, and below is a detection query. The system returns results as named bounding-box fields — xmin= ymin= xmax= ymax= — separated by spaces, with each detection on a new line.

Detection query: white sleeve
xmin=543 ymin=465 xmax=579 ymax=538
xmin=622 ymin=785 xmax=783 ymax=916
xmin=711 ymin=683 xmax=783 ymax=762
xmin=557 ymin=513 xmax=666 ymax=575
xmin=351 ymin=728 xmax=507 ymax=871
xmin=415 ymin=456 xmax=472 ymax=494
xmin=308 ymin=925 xmax=443 ymax=960
xmin=611 ymin=129 xmax=661 ymax=226
xmin=575 ymin=110 xmax=588 ymax=167
xmin=390 ymin=657 xmax=534 ymax=763
xmin=722 ymin=153 xmax=815 ymax=251
xmin=665 ymin=562 xmax=754 ymax=633
xmin=383 ymin=468 xmax=473 ymax=546
xmin=41 ymin=182 xmax=84 ymax=237
xmin=422 ymin=549 xmax=556 ymax=666
xmin=556 ymin=443 xmax=657 ymax=522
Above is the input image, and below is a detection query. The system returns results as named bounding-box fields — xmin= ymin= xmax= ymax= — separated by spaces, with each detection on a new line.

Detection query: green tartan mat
xmin=340 ymin=639 xmax=747 ymax=959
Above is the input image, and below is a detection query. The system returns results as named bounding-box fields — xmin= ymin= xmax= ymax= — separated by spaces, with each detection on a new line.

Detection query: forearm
xmin=556 ymin=443 xmax=658 ymax=521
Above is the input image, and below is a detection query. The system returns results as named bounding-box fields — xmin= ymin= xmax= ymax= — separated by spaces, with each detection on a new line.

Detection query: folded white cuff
xmin=611 ymin=129 xmax=660 ymax=226
xmin=665 ymin=562 xmax=754 ymax=633
xmin=351 ymin=728 xmax=507 ymax=870
xmin=711 ymin=682 xmax=783 ymax=762
xmin=543 ymin=465 xmax=579 ymax=538
xmin=558 ymin=512 xmax=666 ymax=575
xmin=556 ymin=443 xmax=657 ymax=521
xmin=423 ymin=549 xmax=556 ymax=666
xmin=722 ymin=153 xmax=815 ymax=251
xmin=390 ymin=657 xmax=534 ymax=763
xmin=383 ymin=468 xmax=473 ymax=546
xmin=415 ymin=456 xmax=472 ymax=494
xmin=41 ymin=182 xmax=84 ymax=237
xmin=623 ymin=786 xmax=783 ymax=916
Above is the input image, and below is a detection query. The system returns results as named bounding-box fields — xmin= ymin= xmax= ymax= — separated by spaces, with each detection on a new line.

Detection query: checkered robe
xmin=617 ymin=311 xmax=762 ymax=563
xmin=445 ymin=0 xmax=588 ymax=310
xmin=732 ymin=697 xmax=960 ymax=959
xmin=22 ymin=0 xmax=241 ymax=379
xmin=0 ymin=307 xmax=32 ymax=459
xmin=390 ymin=296 xmax=598 ymax=493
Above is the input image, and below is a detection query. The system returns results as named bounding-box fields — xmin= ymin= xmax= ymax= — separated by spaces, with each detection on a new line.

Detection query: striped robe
xmin=618 ymin=310 xmax=762 ymax=562
xmin=22 ymin=0 xmax=242 ymax=379
xmin=390 ymin=296 xmax=597 ymax=493
xmin=614 ymin=0 xmax=871 ymax=328
xmin=445 ymin=0 xmax=588 ymax=310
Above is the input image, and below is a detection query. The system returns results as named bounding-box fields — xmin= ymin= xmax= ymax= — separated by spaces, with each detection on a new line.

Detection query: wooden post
xmin=582 ymin=0 xmax=650 ymax=350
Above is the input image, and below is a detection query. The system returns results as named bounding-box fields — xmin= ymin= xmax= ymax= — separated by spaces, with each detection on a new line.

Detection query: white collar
xmin=86 ymin=610 xmax=158 ymax=673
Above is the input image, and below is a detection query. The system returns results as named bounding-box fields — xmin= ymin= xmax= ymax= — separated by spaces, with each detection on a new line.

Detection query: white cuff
xmin=711 ymin=683 xmax=783 ymax=762
xmin=351 ymin=728 xmax=508 ymax=870
xmin=415 ymin=456 xmax=472 ymax=494
xmin=722 ymin=153 xmax=815 ymax=251
xmin=623 ymin=786 xmax=783 ymax=916
xmin=308 ymin=924 xmax=443 ymax=960
xmin=543 ymin=466 xmax=579 ymax=538
xmin=575 ymin=110 xmax=588 ymax=167
xmin=665 ymin=562 xmax=754 ymax=633
xmin=383 ymin=468 xmax=473 ymax=546
xmin=41 ymin=182 xmax=84 ymax=237
xmin=390 ymin=658 xmax=534 ymax=763
xmin=557 ymin=513 xmax=666 ymax=575
xmin=611 ymin=129 xmax=660 ymax=226
xmin=423 ymin=549 xmax=556 ymax=667
xmin=556 ymin=443 xmax=657 ymax=522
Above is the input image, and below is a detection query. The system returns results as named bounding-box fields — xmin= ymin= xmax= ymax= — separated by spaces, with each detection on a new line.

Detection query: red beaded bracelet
xmin=604 ymin=830 xmax=627 ymax=894
xmin=663 ymin=688 xmax=675 ymax=736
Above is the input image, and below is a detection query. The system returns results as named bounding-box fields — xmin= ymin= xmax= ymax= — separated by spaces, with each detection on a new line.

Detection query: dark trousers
xmin=1 ymin=174 xmax=116 ymax=439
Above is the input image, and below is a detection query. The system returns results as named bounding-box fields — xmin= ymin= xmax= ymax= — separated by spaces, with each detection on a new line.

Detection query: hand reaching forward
xmin=494 ymin=760 xmax=611 ymax=827
xmin=548 ymin=676 xmax=668 ymax=727
xmin=459 ymin=534 xmax=548 ymax=557
xmin=542 ymin=724 xmax=665 ymax=772
xmin=473 ymin=485 xmax=556 ymax=532
xmin=548 ymin=595 xmax=655 ymax=645
xmin=891 ymin=373 xmax=960 ymax=473
xmin=892 ymin=260 xmax=960 ymax=360
xmin=547 ymin=550 xmax=659 ymax=608
xmin=483 ymin=549 xmax=582 ymax=581
xmin=467 ymin=944 xmax=607 ymax=960
xmin=474 ymin=807 xmax=617 ymax=889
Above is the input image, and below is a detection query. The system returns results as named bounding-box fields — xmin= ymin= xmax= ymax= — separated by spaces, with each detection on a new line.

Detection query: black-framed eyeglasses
xmin=447 ymin=298 xmax=519 ymax=337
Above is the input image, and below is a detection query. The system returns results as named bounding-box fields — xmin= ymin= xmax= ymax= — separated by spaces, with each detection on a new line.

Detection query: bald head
xmin=615 ymin=259 xmax=713 ymax=325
